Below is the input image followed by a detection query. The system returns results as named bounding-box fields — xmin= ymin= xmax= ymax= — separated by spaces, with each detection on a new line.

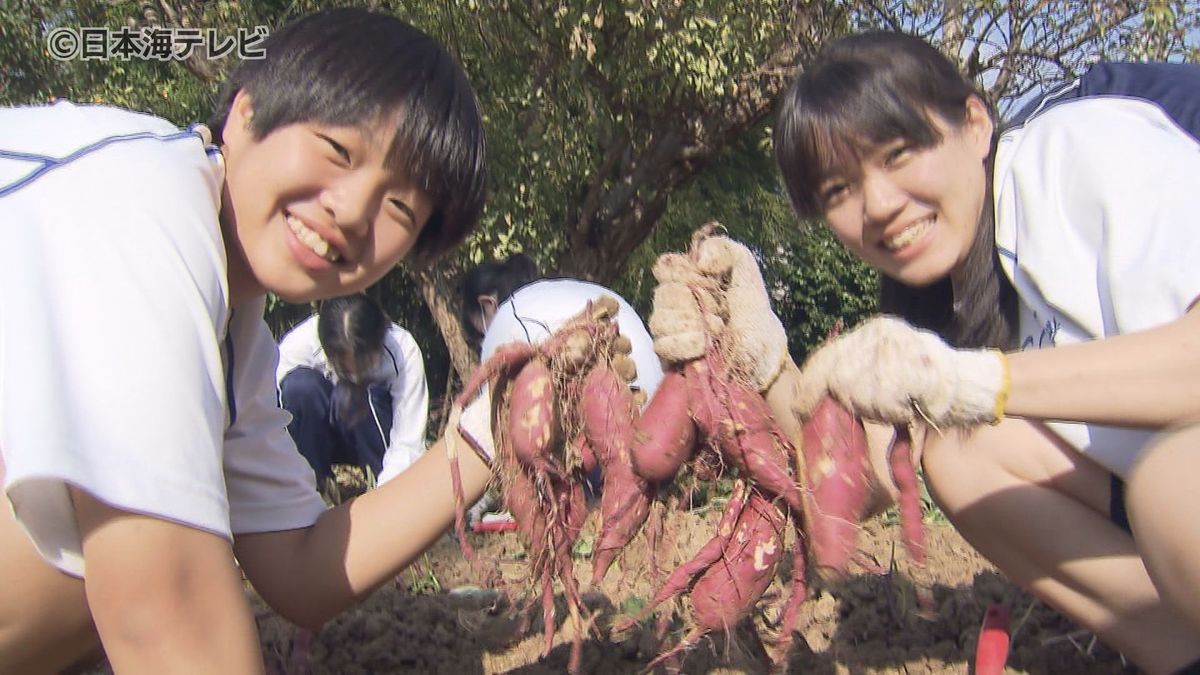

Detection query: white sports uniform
xmin=993 ymin=63 xmax=1200 ymax=478
xmin=481 ymin=279 xmax=664 ymax=399
xmin=276 ymin=315 xmax=430 ymax=483
xmin=0 ymin=102 xmax=326 ymax=577
xmin=459 ymin=279 xmax=664 ymax=461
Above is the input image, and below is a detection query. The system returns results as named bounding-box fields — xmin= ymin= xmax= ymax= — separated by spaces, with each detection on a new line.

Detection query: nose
xmin=861 ymin=169 xmax=906 ymax=226
xmin=319 ymin=173 xmax=378 ymax=235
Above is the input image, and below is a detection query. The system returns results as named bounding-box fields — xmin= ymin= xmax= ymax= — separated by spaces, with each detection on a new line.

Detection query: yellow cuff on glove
xmin=990 ymin=350 xmax=1011 ymax=424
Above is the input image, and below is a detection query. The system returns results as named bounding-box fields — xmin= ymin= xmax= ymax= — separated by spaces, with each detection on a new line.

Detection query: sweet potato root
xmin=799 ymin=394 xmax=871 ymax=580
xmin=630 ymin=371 xmax=697 ymax=483
xmin=581 ymin=365 xmax=655 ymax=584
xmin=633 ymin=486 xmax=787 ymax=673
xmin=888 ymin=427 xmax=926 ymax=566
xmin=448 ymin=297 xmax=639 ymax=675
xmin=688 ymin=491 xmax=785 ymax=631
xmin=453 ymin=341 xmax=536 ymax=409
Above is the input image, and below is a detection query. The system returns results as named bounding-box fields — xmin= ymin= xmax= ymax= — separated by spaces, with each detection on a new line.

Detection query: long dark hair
xmin=210 ymin=7 xmax=487 ymax=267
xmin=458 ymin=253 xmax=541 ymax=347
xmin=774 ymin=31 xmax=1016 ymax=349
xmin=318 ymin=293 xmax=390 ymax=422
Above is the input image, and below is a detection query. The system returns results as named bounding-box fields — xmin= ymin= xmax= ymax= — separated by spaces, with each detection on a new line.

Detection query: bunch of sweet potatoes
xmin=450 ymin=295 xmax=659 ymax=674
xmin=615 ymin=229 xmax=929 ymax=672
xmin=446 ymin=230 xmax=931 ymax=673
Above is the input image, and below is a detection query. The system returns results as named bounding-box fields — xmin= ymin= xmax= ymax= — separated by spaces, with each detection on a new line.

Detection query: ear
xmin=476 ymin=293 xmax=499 ymax=327
xmin=964 ymin=95 xmax=994 ymax=160
xmin=222 ymin=89 xmax=257 ymax=149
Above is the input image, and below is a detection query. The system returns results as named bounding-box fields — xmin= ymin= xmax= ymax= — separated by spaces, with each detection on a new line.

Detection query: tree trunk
xmin=412 ymin=266 xmax=478 ymax=387
xmin=560 ymin=13 xmax=820 ymax=284
xmin=418 ymin=1 xmax=832 ymax=382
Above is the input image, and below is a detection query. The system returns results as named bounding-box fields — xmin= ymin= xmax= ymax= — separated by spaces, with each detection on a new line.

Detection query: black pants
xmin=279 ymin=367 xmax=392 ymax=481
xmin=1110 ymin=474 xmax=1132 ymax=534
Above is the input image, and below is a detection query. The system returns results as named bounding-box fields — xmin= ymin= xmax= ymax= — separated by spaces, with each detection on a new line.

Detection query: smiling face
xmin=219 ymin=90 xmax=434 ymax=305
xmin=815 ymin=97 xmax=993 ymax=288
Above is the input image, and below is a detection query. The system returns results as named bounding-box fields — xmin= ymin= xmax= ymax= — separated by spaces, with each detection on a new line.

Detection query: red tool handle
xmin=975 ymin=603 xmax=1011 ymax=675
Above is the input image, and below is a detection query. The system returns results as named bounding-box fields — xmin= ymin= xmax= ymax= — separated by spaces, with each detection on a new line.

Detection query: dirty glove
xmin=794 ymin=316 xmax=1010 ymax=427
xmin=648 ymin=227 xmax=790 ymax=391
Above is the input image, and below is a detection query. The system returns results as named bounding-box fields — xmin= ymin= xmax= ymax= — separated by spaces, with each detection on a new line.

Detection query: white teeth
xmin=287 ymin=215 xmax=341 ymax=263
xmin=884 ymin=217 xmax=933 ymax=251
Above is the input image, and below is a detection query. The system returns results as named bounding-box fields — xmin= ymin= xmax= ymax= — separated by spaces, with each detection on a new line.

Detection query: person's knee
xmin=279 ymin=367 xmax=331 ymax=411
xmin=1126 ymin=425 xmax=1200 ymax=538
xmin=0 ymin=614 xmax=100 ymax=675
xmin=1125 ymin=425 xmax=1200 ymax=634
xmin=918 ymin=430 xmax=977 ymax=518
xmin=920 ymin=423 xmax=1024 ymax=522
xmin=1126 ymin=428 xmax=1191 ymax=513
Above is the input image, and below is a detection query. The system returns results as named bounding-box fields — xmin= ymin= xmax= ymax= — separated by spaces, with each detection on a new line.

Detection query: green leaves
xmin=6 ymin=0 xmax=1194 ymax=385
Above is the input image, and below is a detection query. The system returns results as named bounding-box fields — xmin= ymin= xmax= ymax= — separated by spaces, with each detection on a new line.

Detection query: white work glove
xmin=794 ymin=316 xmax=1010 ymax=427
xmin=454 ymin=388 xmax=496 ymax=466
xmin=648 ymin=227 xmax=790 ymax=391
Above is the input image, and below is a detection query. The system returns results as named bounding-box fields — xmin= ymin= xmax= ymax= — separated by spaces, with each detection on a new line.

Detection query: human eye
xmin=317 ymin=133 xmax=352 ymax=165
xmin=387 ymin=197 xmax=417 ymax=228
xmin=883 ymin=141 xmax=913 ymax=167
xmin=819 ymin=180 xmax=850 ymax=207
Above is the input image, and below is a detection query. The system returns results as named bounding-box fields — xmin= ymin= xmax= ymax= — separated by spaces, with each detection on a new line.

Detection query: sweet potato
xmin=507 ymin=359 xmax=560 ymax=468
xmin=505 ymin=467 xmax=590 ymax=666
xmin=887 ymin=427 xmax=926 ymax=566
xmin=630 ymin=371 xmax=698 ymax=483
xmin=580 ymin=365 xmax=656 ymax=584
xmin=619 ymin=481 xmax=750 ymax=627
xmin=503 ymin=467 xmax=547 ymax=557
xmin=640 ymin=488 xmax=786 ymax=673
xmin=453 ymin=341 xmax=536 ymax=408
xmin=579 ymin=365 xmax=635 ymax=466
xmin=550 ymin=479 xmax=590 ymax=672
xmin=799 ymin=395 xmax=871 ymax=580
xmin=768 ymin=535 xmax=810 ymax=672
xmin=684 ymin=358 xmax=806 ymax=517
xmin=448 ymin=298 xmax=641 ymax=675
xmin=569 ymin=434 xmax=597 ymax=474
xmin=688 ymin=491 xmax=785 ymax=631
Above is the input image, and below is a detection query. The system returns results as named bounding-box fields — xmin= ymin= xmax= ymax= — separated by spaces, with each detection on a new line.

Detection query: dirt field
xmin=240 ymin=501 xmax=1136 ymax=675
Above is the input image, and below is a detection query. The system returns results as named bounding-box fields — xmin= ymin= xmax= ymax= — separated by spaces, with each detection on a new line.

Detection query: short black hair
xmin=458 ymin=253 xmax=541 ymax=346
xmin=210 ymin=8 xmax=487 ymax=265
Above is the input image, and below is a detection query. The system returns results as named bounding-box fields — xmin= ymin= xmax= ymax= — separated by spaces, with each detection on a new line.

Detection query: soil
xmin=252 ymin=497 xmax=1134 ymax=675
xmin=81 ymin=474 xmax=1138 ymax=675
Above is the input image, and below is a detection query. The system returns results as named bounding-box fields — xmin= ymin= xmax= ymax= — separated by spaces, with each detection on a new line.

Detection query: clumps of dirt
xmin=244 ymin=509 xmax=1136 ymax=675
